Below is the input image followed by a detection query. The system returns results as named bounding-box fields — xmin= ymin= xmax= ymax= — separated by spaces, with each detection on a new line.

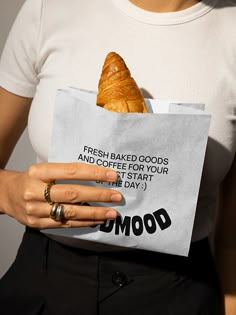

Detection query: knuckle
xmin=28 ymin=164 xmax=40 ymax=178
xmin=98 ymin=189 xmax=110 ymax=201
xmin=25 ymin=202 xmax=35 ymax=216
xmin=26 ymin=216 xmax=38 ymax=228
xmin=23 ymin=189 xmax=34 ymax=201
xmin=64 ymin=206 xmax=76 ymax=219
xmin=65 ymin=187 xmax=79 ymax=203
xmin=64 ymin=163 xmax=77 ymax=177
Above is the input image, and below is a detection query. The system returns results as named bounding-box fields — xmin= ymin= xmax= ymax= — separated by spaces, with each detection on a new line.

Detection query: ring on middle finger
xmin=44 ymin=182 xmax=55 ymax=205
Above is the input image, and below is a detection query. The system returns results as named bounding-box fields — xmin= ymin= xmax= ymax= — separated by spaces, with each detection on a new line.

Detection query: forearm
xmin=224 ymin=295 xmax=236 ymax=315
xmin=0 ymin=88 xmax=32 ymax=215
xmin=0 ymin=87 xmax=31 ymax=169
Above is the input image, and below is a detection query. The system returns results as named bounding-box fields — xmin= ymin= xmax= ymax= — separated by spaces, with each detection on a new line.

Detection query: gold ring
xmin=44 ymin=182 xmax=55 ymax=205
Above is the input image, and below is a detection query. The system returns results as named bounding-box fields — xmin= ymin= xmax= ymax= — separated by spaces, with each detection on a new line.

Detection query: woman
xmin=0 ymin=0 xmax=235 ymax=313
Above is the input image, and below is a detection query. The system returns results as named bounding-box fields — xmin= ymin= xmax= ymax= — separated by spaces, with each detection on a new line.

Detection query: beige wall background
xmin=0 ymin=0 xmax=36 ymax=278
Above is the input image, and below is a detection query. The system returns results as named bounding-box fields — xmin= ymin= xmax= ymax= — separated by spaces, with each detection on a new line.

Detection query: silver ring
xmin=50 ymin=203 xmax=59 ymax=220
xmin=55 ymin=204 xmax=65 ymax=222
xmin=50 ymin=203 xmax=65 ymax=222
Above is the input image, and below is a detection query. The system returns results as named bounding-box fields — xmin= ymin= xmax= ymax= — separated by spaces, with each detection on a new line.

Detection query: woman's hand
xmin=1 ymin=162 xmax=122 ymax=229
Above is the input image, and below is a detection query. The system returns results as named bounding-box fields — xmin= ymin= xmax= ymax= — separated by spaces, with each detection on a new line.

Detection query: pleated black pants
xmin=0 ymin=227 xmax=224 ymax=315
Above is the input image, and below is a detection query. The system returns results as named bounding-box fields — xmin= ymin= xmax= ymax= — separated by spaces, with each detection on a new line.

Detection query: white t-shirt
xmin=0 ymin=0 xmax=236 ymax=244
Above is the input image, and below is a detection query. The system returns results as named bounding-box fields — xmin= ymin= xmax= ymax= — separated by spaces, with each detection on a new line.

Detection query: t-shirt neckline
xmin=111 ymin=0 xmax=219 ymax=25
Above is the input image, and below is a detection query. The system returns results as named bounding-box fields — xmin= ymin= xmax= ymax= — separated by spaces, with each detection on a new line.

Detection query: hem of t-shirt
xmin=0 ymin=70 xmax=36 ymax=98
xmin=112 ymin=0 xmax=219 ymax=25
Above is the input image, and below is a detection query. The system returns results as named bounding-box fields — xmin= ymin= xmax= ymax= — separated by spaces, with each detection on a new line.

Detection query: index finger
xmin=29 ymin=162 xmax=118 ymax=183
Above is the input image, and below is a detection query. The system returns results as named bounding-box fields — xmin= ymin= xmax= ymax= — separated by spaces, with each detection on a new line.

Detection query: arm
xmin=0 ymin=87 xmax=32 ymax=213
xmin=0 ymin=87 xmax=31 ymax=168
xmin=0 ymin=86 xmax=31 ymax=214
xmin=0 ymin=87 xmax=121 ymax=227
xmin=215 ymin=154 xmax=236 ymax=315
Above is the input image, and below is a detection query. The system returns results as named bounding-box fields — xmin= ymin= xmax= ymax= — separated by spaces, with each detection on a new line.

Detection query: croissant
xmin=96 ymin=52 xmax=148 ymax=113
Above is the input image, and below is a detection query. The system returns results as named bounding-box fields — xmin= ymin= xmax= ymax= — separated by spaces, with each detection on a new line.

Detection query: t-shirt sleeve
xmin=0 ymin=0 xmax=43 ymax=97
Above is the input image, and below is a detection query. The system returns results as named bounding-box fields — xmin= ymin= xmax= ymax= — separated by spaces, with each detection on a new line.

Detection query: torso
xmin=27 ymin=0 xmax=236 ymax=241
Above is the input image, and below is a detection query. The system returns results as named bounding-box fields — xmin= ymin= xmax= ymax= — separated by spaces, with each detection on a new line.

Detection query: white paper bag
xmin=47 ymin=87 xmax=211 ymax=256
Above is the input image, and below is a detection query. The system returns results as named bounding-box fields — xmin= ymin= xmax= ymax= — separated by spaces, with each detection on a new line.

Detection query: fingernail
xmin=106 ymin=171 xmax=118 ymax=181
xmin=110 ymin=193 xmax=122 ymax=202
xmin=106 ymin=210 xmax=118 ymax=219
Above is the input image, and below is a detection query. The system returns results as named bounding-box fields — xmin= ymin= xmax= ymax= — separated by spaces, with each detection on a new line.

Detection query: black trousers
xmin=0 ymin=227 xmax=224 ymax=315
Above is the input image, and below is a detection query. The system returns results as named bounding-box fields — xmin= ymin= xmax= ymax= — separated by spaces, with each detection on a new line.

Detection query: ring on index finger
xmin=44 ymin=182 xmax=55 ymax=205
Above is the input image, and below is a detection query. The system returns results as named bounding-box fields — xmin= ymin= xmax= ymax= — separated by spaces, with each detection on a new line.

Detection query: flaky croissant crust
xmin=97 ymin=52 xmax=148 ymax=113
